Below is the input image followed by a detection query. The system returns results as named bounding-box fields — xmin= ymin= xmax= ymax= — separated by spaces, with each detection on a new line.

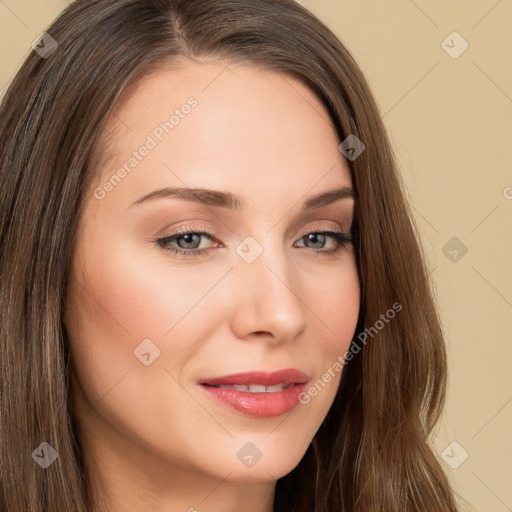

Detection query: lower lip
xmin=199 ymin=383 xmax=307 ymax=418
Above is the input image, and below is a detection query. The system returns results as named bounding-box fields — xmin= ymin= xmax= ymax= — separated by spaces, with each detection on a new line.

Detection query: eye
xmin=299 ymin=226 xmax=353 ymax=256
xmin=294 ymin=227 xmax=353 ymax=257
xmin=155 ymin=226 xmax=218 ymax=258
xmin=154 ymin=224 xmax=354 ymax=259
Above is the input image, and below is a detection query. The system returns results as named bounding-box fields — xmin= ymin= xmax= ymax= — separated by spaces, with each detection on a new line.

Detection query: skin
xmin=63 ymin=58 xmax=360 ymax=512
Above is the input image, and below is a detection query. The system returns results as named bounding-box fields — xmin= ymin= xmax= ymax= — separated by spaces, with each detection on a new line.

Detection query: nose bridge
xmin=229 ymin=234 xmax=308 ymax=341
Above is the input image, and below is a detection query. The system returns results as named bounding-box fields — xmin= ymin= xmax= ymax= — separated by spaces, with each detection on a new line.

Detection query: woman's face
xmin=64 ymin=59 xmax=360 ymax=491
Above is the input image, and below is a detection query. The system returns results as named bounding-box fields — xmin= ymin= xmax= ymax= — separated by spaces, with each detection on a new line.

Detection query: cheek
xmin=68 ymin=232 xmax=209 ymax=344
xmin=299 ymin=256 xmax=360 ymax=406
xmin=64 ymin=225 xmax=179 ymax=405
xmin=305 ymin=254 xmax=361 ymax=350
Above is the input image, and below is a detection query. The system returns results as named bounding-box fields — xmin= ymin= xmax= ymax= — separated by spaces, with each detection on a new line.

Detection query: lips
xmin=199 ymin=368 xmax=310 ymax=387
xmin=198 ymin=369 xmax=311 ymax=417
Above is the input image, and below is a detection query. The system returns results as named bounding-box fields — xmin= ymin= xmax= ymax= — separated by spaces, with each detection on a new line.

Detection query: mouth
xmin=198 ymin=369 xmax=310 ymax=417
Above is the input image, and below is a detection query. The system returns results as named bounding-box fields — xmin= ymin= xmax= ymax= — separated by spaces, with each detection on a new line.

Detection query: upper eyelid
xmin=163 ymin=223 xmax=350 ymax=239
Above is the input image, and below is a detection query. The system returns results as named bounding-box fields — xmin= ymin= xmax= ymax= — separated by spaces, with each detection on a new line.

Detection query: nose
xmin=229 ymin=241 xmax=308 ymax=344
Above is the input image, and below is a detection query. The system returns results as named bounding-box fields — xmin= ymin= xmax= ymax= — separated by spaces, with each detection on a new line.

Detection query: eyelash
xmin=154 ymin=224 xmax=354 ymax=259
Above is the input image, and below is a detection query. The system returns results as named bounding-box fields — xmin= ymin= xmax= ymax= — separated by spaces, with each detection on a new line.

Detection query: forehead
xmin=90 ymin=58 xmax=351 ymax=205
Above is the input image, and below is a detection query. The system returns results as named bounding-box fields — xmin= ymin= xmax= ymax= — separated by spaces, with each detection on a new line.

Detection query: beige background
xmin=1 ymin=1 xmax=511 ymax=510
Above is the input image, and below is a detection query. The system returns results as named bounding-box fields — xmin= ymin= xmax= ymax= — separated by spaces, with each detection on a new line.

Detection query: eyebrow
xmin=129 ymin=185 xmax=355 ymax=210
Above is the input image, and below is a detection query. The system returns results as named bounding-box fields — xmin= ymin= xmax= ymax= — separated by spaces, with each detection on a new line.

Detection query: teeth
xmin=213 ymin=383 xmax=289 ymax=392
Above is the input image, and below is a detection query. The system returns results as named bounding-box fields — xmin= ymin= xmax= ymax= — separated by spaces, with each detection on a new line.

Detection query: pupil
xmin=179 ymin=233 xmax=199 ymax=248
xmin=308 ymin=233 xmax=325 ymax=248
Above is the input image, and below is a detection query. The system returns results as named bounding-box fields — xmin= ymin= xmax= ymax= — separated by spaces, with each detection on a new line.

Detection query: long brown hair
xmin=0 ymin=0 xmax=460 ymax=510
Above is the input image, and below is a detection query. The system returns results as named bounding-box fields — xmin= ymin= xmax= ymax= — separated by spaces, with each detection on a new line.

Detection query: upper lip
xmin=199 ymin=369 xmax=309 ymax=387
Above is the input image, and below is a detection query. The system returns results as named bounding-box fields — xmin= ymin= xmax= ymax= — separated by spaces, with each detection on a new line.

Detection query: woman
xmin=0 ymin=0 xmax=461 ymax=510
